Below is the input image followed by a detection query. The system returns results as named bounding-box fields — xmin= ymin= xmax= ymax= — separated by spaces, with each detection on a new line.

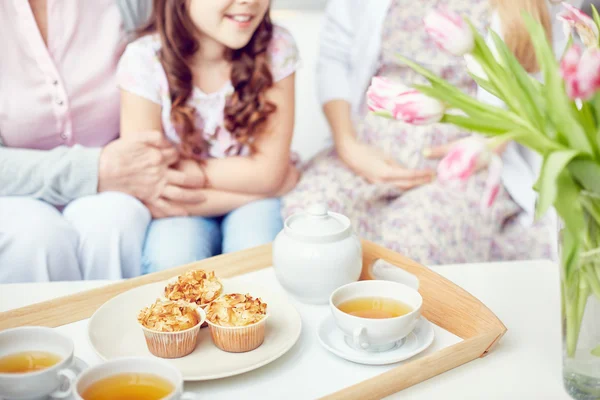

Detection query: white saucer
xmin=317 ymin=316 xmax=434 ymax=365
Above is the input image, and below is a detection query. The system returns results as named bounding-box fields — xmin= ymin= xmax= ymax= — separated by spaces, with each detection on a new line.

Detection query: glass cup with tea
xmin=330 ymin=280 xmax=423 ymax=352
xmin=72 ymin=357 xmax=198 ymax=400
xmin=0 ymin=326 xmax=83 ymax=399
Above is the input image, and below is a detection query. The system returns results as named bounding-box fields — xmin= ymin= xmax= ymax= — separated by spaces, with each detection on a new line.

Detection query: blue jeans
xmin=142 ymin=198 xmax=282 ymax=274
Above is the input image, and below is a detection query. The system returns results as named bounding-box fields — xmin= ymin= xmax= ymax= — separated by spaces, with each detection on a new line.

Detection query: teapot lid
xmin=284 ymin=204 xmax=352 ymax=242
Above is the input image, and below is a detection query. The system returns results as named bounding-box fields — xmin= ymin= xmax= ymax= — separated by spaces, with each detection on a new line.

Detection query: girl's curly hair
xmin=140 ymin=0 xmax=276 ymax=156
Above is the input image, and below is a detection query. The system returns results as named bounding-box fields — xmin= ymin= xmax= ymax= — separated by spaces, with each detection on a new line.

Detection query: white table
xmin=0 ymin=261 xmax=570 ymax=400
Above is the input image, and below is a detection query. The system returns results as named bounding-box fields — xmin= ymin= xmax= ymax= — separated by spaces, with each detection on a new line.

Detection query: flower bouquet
xmin=367 ymin=3 xmax=600 ymax=398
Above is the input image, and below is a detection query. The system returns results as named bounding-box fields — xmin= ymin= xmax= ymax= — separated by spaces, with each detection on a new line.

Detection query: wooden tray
xmin=0 ymin=240 xmax=506 ymax=400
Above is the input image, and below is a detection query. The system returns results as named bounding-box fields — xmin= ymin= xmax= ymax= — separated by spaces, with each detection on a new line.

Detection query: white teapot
xmin=272 ymin=204 xmax=362 ymax=305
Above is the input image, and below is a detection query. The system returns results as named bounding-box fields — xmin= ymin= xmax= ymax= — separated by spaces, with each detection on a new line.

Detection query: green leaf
xmin=412 ymin=83 xmax=517 ymax=124
xmin=534 ymin=150 xmax=581 ymax=219
xmin=581 ymin=195 xmax=600 ymax=226
xmin=469 ymin=73 xmax=501 ymax=98
xmin=554 ymin=170 xmax=585 ymax=242
xmin=395 ymin=55 xmax=454 ymax=90
xmin=523 ymin=14 xmax=593 ymax=155
xmin=471 ymin=22 xmax=506 ymax=80
xmin=592 ymin=5 xmax=600 ymax=46
xmin=593 ymin=93 xmax=600 ymax=125
xmin=577 ymin=103 xmax=597 ymax=145
xmin=441 ymin=113 xmax=512 ymax=134
xmin=489 ymin=31 xmax=545 ymax=128
xmin=372 ymin=110 xmax=394 ymax=119
xmin=395 ymin=55 xmax=514 ymax=120
xmin=591 ymin=344 xmax=600 ymax=357
xmin=569 ymin=159 xmax=600 ymax=195
xmin=561 ymin=227 xmax=581 ymax=284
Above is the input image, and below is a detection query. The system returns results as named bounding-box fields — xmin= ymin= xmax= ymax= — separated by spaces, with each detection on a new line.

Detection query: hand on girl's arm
xmin=201 ymin=74 xmax=296 ymax=195
xmin=119 ymin=90 xmax=207 ymax=216
xmin=145 ymin=162 xmax=299 ymax=219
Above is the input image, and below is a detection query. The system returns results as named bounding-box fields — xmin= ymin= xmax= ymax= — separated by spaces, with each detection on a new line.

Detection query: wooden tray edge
xmin=0 ymin=244 xmax=272 ymax=330
xmin=0 ymin=241 xmax=508 ymax=399
xmin=319 ymin=330 xmax=503 ymax=400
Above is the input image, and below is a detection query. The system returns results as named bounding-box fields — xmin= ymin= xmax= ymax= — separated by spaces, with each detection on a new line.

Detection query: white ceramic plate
xmin=88 ymin=280 xmax=302 ymax=381
xmin=317 ymin=316 xmax=434 ymax=365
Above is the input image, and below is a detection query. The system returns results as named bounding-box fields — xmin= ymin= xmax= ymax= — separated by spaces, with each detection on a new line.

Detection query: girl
xmin=117 ymin=0 xmax=300 ymax=272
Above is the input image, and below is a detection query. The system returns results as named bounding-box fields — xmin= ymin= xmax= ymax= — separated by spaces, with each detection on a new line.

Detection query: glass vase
xmin=561 ymin=197 xmax=600 ymax=400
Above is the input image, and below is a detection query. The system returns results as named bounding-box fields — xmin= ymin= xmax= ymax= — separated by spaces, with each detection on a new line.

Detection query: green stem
xmin=566 ymin=276 xmax=580 ymax=358
xmin=582 ymin=265 xmax=600 ymax=300
xmin=577 ymin=279 xmax=590 ymax=333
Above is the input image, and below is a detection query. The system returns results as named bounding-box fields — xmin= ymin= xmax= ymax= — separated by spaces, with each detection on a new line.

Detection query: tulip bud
xmin=424 ymin=8 xmax=474 ymax=56
xmin=392 ymin=90 xmax=446 ymax=125
xmin=560 ymin=46 xmax=600 ymax=100
xmin=558 ymin=2 xmax=599 ymax=49
xmin=437 ymin=137 xmax=489 ymax=183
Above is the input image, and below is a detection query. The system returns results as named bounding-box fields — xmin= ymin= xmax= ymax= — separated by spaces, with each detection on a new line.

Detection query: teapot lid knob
xmin=306 ymin=204 xmax=328 ymax=217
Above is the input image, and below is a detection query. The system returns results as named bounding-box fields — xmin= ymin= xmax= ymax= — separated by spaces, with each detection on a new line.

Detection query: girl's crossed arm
xmin=201 ymin=72 xmax=297 ymax=195
xmin=120 ymin=90 xmax=269 ymax=217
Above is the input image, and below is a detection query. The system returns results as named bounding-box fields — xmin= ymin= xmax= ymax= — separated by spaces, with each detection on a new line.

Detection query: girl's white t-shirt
xmin=117 ymin=25 xmax=300 ymax=159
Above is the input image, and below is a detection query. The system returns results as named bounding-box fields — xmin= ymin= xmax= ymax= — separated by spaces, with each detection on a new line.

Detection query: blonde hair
xmin=492 ymin=0 xmax=553 ymax=73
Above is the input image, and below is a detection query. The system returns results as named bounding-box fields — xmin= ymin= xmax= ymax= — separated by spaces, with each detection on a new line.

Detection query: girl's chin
xmin=222 ymin=35 xmax=253 ymax=50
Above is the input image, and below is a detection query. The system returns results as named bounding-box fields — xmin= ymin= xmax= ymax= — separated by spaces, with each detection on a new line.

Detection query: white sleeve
xmin=116 ymin=39 xmax=162 ymax=105
xmin=316 ymin=0 xmax=357 ymax=105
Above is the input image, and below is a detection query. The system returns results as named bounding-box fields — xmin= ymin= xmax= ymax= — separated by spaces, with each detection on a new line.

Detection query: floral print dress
xmin=282 ymin=0 xmax=554 ymax=265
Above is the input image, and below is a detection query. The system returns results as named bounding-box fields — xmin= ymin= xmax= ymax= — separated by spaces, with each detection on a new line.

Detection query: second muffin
xmin=205 ymin=293 xmax=268 ymax=353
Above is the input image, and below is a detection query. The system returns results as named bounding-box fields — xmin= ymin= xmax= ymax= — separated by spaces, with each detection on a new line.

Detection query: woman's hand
xmin=144 ymin=159 xmax=208 ymax=219
xmin=98 ymin=131 xmax=206 ymax=203
xmin=339 ymin=138 xmax=435 ymax=190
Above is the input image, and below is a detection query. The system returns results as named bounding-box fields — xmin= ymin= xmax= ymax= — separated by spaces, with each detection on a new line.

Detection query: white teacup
xmin=0 ymin=327 xmax=81 ymax=400
xmin=330 ymin=280 xmax=423 ymax=352
xmin=72 ymin=357 xmax=198 ymax=400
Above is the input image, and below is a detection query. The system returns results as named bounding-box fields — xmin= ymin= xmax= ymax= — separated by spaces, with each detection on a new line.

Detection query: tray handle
xmin=359 ymin=240 xmax=506 ymax=357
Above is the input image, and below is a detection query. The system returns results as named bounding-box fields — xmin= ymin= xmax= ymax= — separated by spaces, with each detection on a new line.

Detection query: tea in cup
xmin=330 ymin=280 xmax=423 ymax=352
xmin=0 ymin=327 xmax=80 ymax=399
xmin=73 ymin=357 xmax=198 ymax=400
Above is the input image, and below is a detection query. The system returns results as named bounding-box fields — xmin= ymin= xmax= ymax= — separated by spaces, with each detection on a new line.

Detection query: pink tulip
xmin=424 ymin=8 xmax=474 ymax=56
xmin=366 ymin=79 xmax=446 ymax=125
xmin=392 ymin=90 xmax=446 ymax=125
xmin=481 ymin=155 xmax=503 ymax=213
xmin=437 ymin=137 xmax=488 ymax=183
xmin=558 ymin=2 xmax=599 ymax=48
xmin=560 ymin=45 xmax=600 ymax=100
xmin=366 ymin=77 xmax=407 ymax=118
xmin=436 ymin=137 xmax=503 ymax=211
xmin=574 ymin=47 xmax=600 ymax=98
xmin=561 ymin=45 xmax=582 ymax=79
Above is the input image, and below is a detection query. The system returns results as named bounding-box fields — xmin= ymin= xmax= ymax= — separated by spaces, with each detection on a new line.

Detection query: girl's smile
xmin=189 ymin=0 xmax=270 ymax=50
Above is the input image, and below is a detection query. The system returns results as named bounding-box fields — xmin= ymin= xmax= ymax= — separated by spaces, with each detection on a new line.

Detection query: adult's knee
xmin=0 ymin=198 xmax=80 ymax=282
xmin=64 ymin=192 xmax=151 ymax=240
xmin=63 ymin=192 xmax=152 ymax=279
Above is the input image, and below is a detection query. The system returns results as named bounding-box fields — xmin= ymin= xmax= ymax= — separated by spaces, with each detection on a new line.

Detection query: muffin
xmin=205 ymin=293 xmax=268 ymax=353
xmin=137 ymin=299 xmax=206 ymax=358
xmin=164 ymin=269 xmax=223 ymax=308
